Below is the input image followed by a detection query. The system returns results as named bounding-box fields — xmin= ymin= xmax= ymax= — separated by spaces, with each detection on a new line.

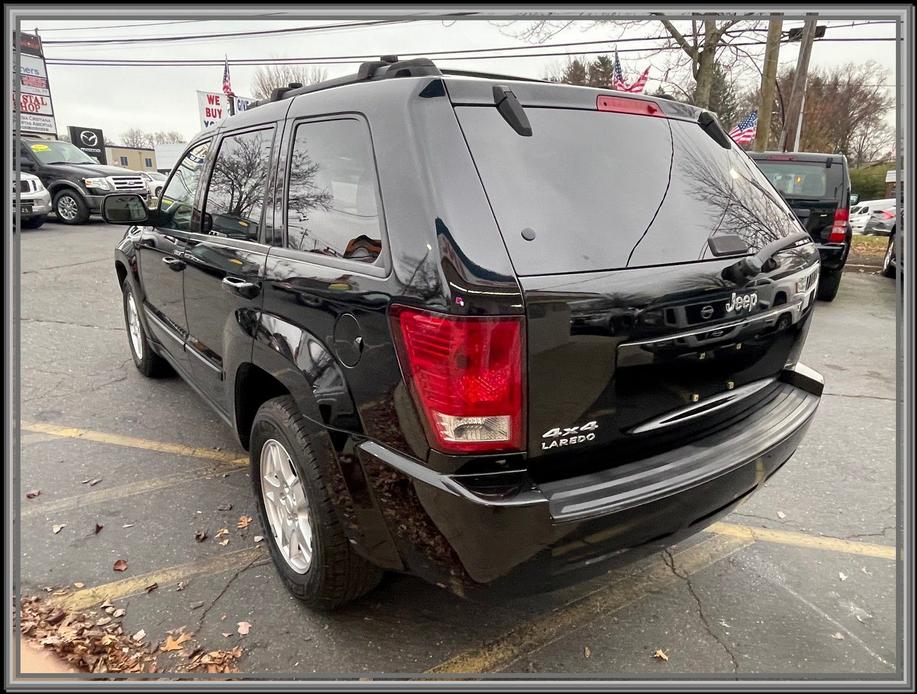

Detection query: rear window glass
xmin=753 ymin=160 xmax=829 ymax=198
xmin=457 ymin=106 xmax=800 ymax=275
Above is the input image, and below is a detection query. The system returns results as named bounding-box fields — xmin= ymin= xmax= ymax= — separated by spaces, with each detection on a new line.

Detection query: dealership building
xmin=105 ymin=145 xmax=157 ymax=171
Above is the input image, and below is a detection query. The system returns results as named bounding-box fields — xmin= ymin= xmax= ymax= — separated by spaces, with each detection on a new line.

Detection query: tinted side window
xmin=159 ymin=141 xmax=211 ymax=232
xmin=286 ymin=119 xmax=383 ymax=263
xmin=204 ymin=128 xmax=275 ymax=242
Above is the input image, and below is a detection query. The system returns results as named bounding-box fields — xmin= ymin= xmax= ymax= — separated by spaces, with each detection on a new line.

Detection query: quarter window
xmin=158 ymin=141 xmax=211 ymax=232
xmin=286 ymin=119 xmax=383 ymax=263
xmin=203 ymin=128 xmax=274 ymax=242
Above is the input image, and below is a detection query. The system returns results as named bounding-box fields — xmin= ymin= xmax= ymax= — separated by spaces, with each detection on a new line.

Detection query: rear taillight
xmin=389 ymin=305 xmax=525 ymax=454
xmin=596 ymin=95 xmax=663 ymax=117
xmin=881 ymin=210 xmax=896 ymax=220
xmin=828 ymin=208 xmax=848 ymax=243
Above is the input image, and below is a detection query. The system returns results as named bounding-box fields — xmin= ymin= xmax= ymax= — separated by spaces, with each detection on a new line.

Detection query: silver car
xmin=15 ymin=172 xmax=52 ymax=229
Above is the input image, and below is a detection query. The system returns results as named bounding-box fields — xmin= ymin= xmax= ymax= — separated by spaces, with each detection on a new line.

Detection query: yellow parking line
xmin=427 ymin=533 xmax=751 ymax=674
xmin=20 ymin=463 xmax=245 ymax=519
xmin=709 ymin=522 xmax=896 ymax=561
xmin=48 ymin=547 xmax=267 ymax=612
xmin=20 ymin=421 xmax=247 ymax=466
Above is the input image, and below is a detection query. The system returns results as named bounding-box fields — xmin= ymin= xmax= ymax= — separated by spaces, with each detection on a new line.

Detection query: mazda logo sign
xmin=80 ymin=131 xmax=98 ymax=147
xmin=700 ymin=305 xmax=715 ymax=320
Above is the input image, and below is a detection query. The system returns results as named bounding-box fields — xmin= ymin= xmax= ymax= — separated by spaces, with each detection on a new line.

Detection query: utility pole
xmin=779 ymin=13 xmax=817 ymax=152
xmin=754 ymin=13 xmax=783 ymax=151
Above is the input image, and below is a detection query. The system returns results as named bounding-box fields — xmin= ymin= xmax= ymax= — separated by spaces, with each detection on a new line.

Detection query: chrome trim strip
xmin=630 ymin=377 xmax=777 ymax=434
xmin=623 ymin=299 xmax=804 ymax=349
xmin=141 ymin=305 xmax=184 ymax=345
xmin=185 ymin=343 xmax=222 ymax=373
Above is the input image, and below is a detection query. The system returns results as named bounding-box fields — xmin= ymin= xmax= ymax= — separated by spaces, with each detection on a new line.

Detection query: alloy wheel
xmin=260 ymin=438 xmax=314 ymax=574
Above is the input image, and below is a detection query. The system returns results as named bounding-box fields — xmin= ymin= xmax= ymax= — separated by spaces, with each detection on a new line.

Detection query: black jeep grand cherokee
xmin=105 ymin=57 xmax=824 ymax=609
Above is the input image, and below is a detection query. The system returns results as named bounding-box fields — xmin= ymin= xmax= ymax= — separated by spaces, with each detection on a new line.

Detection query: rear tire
xmin=21 ymin=215 xmax=47 ymax=229
xmin=250 ymin=396 xmax=382 ymax=610
xmin=882 ymin=235 xmax=897 ymax=278
xmin=816 ymin=269 xmax=842 ymax=302
xmin=121 ymin=280 xmax=171 ymax=377
xmin=53 ymin=190 xmax=89 ymax=225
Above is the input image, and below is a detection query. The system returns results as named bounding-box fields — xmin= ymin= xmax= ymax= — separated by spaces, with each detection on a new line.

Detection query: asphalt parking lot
xmin=16 ymin=218 xmax=900 ymax=678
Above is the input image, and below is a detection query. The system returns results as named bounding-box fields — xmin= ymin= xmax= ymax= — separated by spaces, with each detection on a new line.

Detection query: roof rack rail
xmin=439 ymin=68 xmax=547 ymax=84
xmin=250 ymin=55 xmax=443 ymax=109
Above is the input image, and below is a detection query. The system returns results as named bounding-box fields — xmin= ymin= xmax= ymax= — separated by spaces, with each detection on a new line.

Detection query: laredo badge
xmin=541 ymin=420 xmax=599 ymax=450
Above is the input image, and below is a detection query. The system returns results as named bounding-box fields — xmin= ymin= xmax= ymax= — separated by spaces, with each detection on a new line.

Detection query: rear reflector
xmin=828 ymin=208 xmax=848 ymax=243
xmin=389 ymin=305 xmax=525 ymax=454
xmin=596 ymin=95 xmax=662 ymax=117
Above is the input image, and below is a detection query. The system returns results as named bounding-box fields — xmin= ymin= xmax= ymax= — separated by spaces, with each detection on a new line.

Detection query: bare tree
xmin=150 ymin=130 xmax=186 ymax=145
xmin=119 ymin=128 xmax=152 ymax=149
xmin=497 ymin=14 xmax=762 ymax=110
xmin=251 ymin=64 xmax=329 ymax=100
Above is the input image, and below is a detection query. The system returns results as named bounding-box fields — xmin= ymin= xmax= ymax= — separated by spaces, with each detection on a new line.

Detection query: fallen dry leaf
xmin=216 ymin=528 xmax=230 ymax=546
xmin=776 ymin=511 xmax=786 ymax=519
xmin=122 ymin=523 xmax=134 ymax=529
xmin=222 ymin=632 xmax=231 ymax=638
xmin=96 ymin=617 xmax=112 ymax=627
xmin=132 ymin=629 xmax=146 ymax=643
xmin=217 ymin=503 xmax=233 ymax=511
xmin=144 ymin=582 xmax=158 ymax=594
xmin=88 ymin=478 xmax=103 ymax=486
xmin=112 ymin=608 xmax=125 ymax=619
xmin=94 ymin=523 xmax=104 ymax=535
xmin=190 ymin=601 xmax=205 ymax=610
xmin=194 ymin=530 xmax=208 ymax=543
xmin=73 ymin=582 xmax=85 ymax=589
xmin=26 ymin=489 xmax=41 ymax=499
xmin=583 ymin=646 xmax=591 ymax=658
xmin=839 ymin=572 xmax=848 ymax=582
xmin=653 ymin=649 xmax=669 ymax=662
xmin=161 ymin=632 xmax=192 ymax=652
xmin=237 ymin=515 xmax=253 ymax=530
xmin=831 ymin=632 xmax=845 ymax=640
xmin=253 ymin=535 xmax=264 ymax=544
xmin=237 ymin=621 xmax=251 ymax=636
xmin=52 ymin=524 xmax=65 ymax=534
xmin=176 ymin=581 xmax=186 ymax=592
xmin=113 ymin=559 xmax=128 ymax=572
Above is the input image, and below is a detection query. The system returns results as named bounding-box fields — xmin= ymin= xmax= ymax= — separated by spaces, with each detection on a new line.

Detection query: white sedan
xmin=139 ymin=171 xmax=168 ymax=199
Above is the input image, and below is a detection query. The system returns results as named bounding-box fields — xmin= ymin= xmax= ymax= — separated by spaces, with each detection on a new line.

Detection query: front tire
xmin=816 ymin=269 xmax=842 ymax=302
xmin=882 ymin=235 xmax=896 ymax=278
xmin=121 ymin=280 xmax=171 ymax=377
xmin=251 ymin=396 xmax=382 ymax=610
xmin=53 ymin=190 xmax=89 ymax=225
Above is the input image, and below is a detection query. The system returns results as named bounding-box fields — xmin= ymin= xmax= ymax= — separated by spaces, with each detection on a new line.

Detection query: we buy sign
xmin=196 ymin=91 xmax=255 ymax=129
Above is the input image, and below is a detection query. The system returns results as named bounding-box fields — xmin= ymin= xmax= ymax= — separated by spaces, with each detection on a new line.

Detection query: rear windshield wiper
xmin=492 ymin=85 xmax=532 ymax=137
xmin=720 ymin=231 xmax=811 ymax=285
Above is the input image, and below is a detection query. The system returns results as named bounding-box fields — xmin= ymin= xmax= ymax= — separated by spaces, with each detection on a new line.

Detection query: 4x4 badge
xmin=541 ymin=420 xmax=598 ymax=450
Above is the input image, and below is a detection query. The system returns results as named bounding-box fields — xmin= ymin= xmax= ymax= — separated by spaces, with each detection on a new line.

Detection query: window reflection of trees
xmin=206 ymin=131 xmax=273 ymax=240
xmin=159 ymin=142 xmax=210 ymax=231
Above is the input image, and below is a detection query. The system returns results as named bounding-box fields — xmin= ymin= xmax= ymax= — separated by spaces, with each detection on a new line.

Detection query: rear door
xmin=454 ymin=93 xmax=820 ymax=476
xmin=182 ymin=126 xmax=276 ymax=413
xmin=136 ymin=140 xmax=212 ymax=370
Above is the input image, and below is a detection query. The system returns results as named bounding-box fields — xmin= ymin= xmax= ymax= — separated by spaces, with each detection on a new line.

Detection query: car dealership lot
xmin=17 ymin=220 xmax=899 ymax=677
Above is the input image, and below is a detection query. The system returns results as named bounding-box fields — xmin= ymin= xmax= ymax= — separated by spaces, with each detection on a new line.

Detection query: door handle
xmin=222 ymin=276 xmax=261 ymax=299
xmin=162 ymin=256 xmax=186 ymax=271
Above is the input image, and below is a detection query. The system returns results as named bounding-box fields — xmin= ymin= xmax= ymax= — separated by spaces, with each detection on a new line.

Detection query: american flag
xmin=728 ymin=111 xmax=758 ymax=145
xmin=222 ymin=56 xmax=234 ymax=96
xmin=612 ymin=51 xmax=650 ymax=93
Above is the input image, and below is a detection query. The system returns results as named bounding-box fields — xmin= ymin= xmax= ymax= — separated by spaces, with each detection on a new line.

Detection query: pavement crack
xmin=193 ymin=555 xmax=264 ymax=633
xmin=822 ymin=392 xmax=895 ymax=402
xmin=21 ymin=257 xmax=110 ymax=274
xmin=21 ymin=317 xmax=125 ymax=332
xmin=662 ymin=548 xmax=739 ymax=674
xmin=844 ymin=525 xmax=896 ymax=541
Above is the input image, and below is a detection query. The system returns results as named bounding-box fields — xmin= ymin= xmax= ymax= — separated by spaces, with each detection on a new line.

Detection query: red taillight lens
xmin=882 ymin=210 xmax=896 ymax=220
xmin=596 ymin=95 xmax=662 ymax=117
xmin=828 ymin=208 xmax=848 ymax=243
xmin=389 ymin=305 xmax=525 ymax=454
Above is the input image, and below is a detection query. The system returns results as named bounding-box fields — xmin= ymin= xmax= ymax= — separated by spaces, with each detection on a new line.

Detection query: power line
xmin=30 ymin=19 xmax=203 ymax=32
xmin=42 ymin=35 xmax=900 ymax=67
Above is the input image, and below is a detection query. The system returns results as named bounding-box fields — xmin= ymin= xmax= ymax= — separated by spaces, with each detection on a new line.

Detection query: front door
xmin=182 ymin=127 xmax=275 ymax=413
xmin=135 ymin=140 xmax=213 ymax=369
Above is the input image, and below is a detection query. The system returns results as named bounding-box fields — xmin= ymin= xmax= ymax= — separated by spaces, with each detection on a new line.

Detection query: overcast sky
xmin=22 ymin=14 xmax=899 ymax=144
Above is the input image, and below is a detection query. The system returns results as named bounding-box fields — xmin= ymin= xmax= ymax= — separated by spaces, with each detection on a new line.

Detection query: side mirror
xmin=102 ymin=194 xmax=151 ymax=225
xmin=849 ymin=192 xmax=860 ymax=206
xmin=20 ymin=159 xmax=36 ymax=171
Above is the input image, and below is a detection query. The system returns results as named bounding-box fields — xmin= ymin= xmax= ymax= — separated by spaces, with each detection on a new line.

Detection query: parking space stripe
xmin=20 ymin=421 xmax=247 ymax=466
xmin=47 ymin=547 xmax=267 ymax=612
xmin=709 ymin=522 xmax=896 ymax=560
xmin=20 ymin=464 xmax=246 ymax=519
xmin=426 ymin=533 xmax=751 ymax=674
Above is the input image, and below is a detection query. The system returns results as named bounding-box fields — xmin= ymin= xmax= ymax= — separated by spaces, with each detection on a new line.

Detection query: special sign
xmin=15 ymin=34 xmax=57 ymax=135
xmin=196 ymin=91 xmax=255 ymax=129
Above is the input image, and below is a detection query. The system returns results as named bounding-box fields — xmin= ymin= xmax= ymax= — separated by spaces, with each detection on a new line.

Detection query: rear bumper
xmin=356 ymin=363 xmax=823 ymax=593
xmin=815 ymin=242 xmax=848 ymax=272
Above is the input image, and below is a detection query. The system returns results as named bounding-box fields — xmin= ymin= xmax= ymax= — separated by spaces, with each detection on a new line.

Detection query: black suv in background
xmin=19 ymin=137 xmax=148 ymax=224
xmin=747 ymin=151 xmax=853 ymax=301
xmin=104 ymin=57 xmax=824 ymax=609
